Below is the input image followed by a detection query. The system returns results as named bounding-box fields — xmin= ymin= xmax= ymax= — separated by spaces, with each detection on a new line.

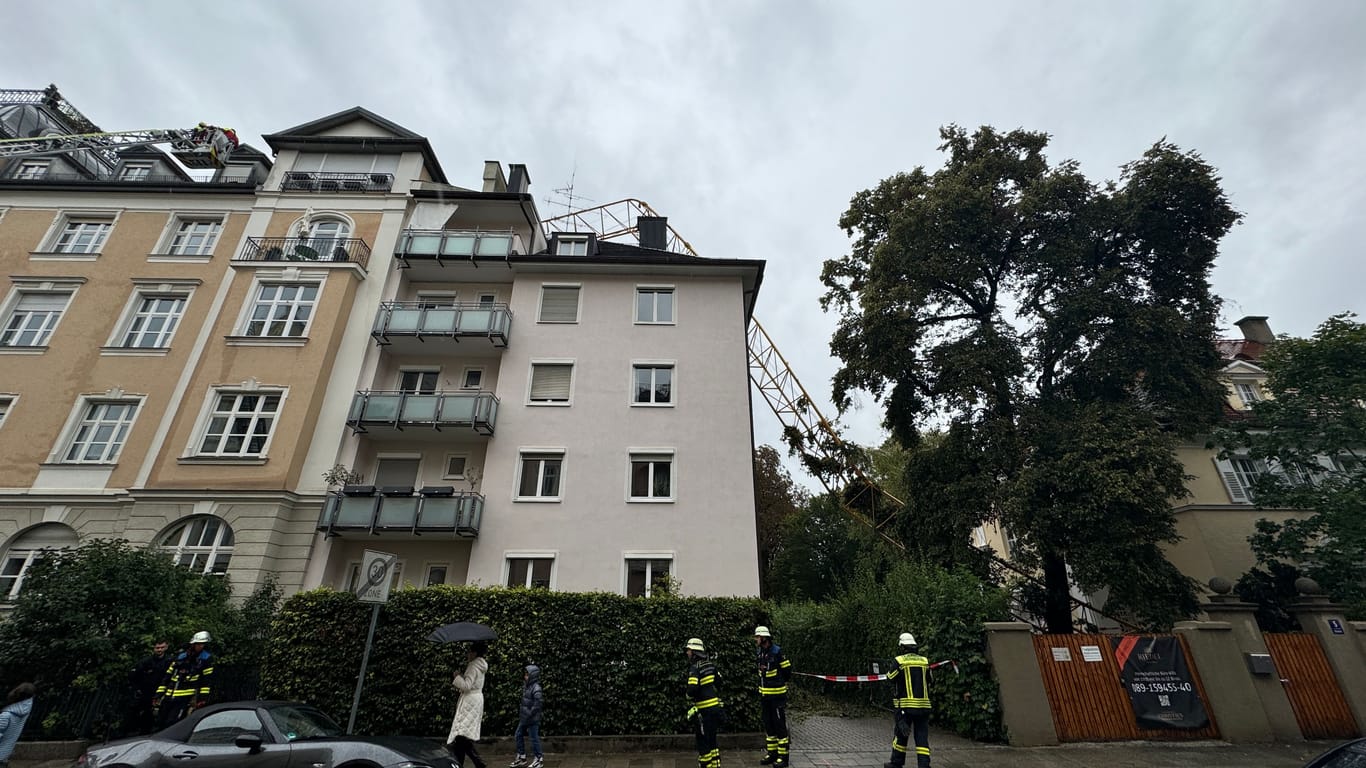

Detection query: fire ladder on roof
xmin=541 ymin=199 xmax=1134 ymax=630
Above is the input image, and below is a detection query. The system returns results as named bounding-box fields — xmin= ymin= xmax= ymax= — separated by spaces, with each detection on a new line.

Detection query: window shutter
xmin=16 ymin=293 xmax=69 ymax=311
xmin=530 ymin=364 xmax=572 ymax=401
xmin=539 ymin=286 xmax=580 ymax=322
xmin=1214 ymin=457 xmax=1250 ymax=504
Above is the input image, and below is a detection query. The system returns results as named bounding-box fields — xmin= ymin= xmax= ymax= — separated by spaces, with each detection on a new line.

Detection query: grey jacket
xmin=519 ymin=664 xmax=543 ymax=724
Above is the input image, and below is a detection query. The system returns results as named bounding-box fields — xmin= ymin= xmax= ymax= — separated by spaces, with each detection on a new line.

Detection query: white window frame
xmin=53 ymin=397 xmax=143 ymax=464
xmin=0 ymin=394 xmax=14 ymax=429
xmin=631 ymin=361 xmax=675 ymax=407
xmin=415 ymin=291 xmax=458 ymax=309
xmin=1234 ymin=382 xmax=1261 ymax=407
xmin=537 ymin=283 xmax=581 ymax=323
xmin=50 ymin=217 xmax=114 ymax=254
xmin=504 ymin=552 xmax=557 ymax=589
xmin=515 ymin=448 xmax=566 ymax=502
xmin=443 ymin=453 xmax=469 ymax=480
xmin=398 ymin=367 xmax=441 ymax=394
xmin=554 ymin=235 xmax=589 ymax=257
xmin=106 ymin=282 xmax=198 ymax=351
xmin=238 ymin=280 xmax=321 ymax=339
xmin=527 ymin=360 xmax=574 ymax=406
xmin=460 ymin=366 xmax=485 ymax=390
xmin=623 ymin=552 xmax=675 ymax=597
xmin=15 ymin=160 xmax=50 ymax=180
xmin=634 ymin=285 xmax=676 ymax=325
xmin=1 ymin=525 xmax=76 ymax=601
xmin=119 ymin=162 xmax=154 ymax=181
xmin=189 ymin=387 xmax=287 ymax=458
xmin=424 ymin=562 xmax=450 ymax=587
xmin=157 ymin=515 xmax=235 ymax=576
xmin=628 ymin=449 xmax=676 ymax=502
xmin=165 ymin=217 xmax=224 ymax=256
xmin=0 ymin=288 xmax=76 ymax=348
xmin=476 ymin=292 xmax=498 ymax=307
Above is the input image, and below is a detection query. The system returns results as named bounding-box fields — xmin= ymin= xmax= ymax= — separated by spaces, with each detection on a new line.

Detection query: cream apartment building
xmin=0 ymin=91 xmax=765 ymax=601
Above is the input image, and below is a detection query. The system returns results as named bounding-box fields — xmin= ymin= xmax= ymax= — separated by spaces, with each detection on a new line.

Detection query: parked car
xmin=1304 ymin=738 xmax=1366 ymax=768
xmin=73 ymin=700 xmax=456 ymax=767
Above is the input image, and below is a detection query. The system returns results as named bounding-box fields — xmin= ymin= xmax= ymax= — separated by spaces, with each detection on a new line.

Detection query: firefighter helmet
xmin=754 ymin=625 xmax=771 ymax=638
xmin=686 ymin=637 xmax=706 ymax=652
xmin=191 ymin=631 xmax=212 ymax=644
xmin=898 ymin=632 xmax=916 ymax=647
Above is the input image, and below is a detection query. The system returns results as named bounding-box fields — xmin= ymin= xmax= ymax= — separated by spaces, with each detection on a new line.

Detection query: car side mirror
xmin=235 ymin=733 xmax=264 ymax=753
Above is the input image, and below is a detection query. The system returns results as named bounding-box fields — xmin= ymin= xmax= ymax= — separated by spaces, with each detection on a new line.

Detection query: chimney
xmin=638 ymin=216 xmax=668 ymax=250
xmin=481 ymin=161 xmax=506 ymax=193
xmin=1235 ymin=316 xmax=1274 ymax=344
xmin=507 ymin=164 xmax=530 ymax=194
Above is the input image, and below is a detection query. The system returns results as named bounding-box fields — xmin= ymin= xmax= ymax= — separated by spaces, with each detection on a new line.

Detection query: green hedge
xmin=262 ymin=586 xmax=767 ymax=737
xmin=771 ymin=561 xmax=1009 ymax=742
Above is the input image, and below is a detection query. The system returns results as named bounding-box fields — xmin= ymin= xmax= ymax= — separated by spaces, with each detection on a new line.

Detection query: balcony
xmin=236 ymin=236 xmax=372 ymax=270
xmin=281 ymin=171 xmax=394 ymax=193
xmin=393 ymin=229 xmax=524 ymax=279
xmin=371 ymin=302 xmax=511 ymax=353
xmin=319 ymin=486 xmax=483 ymax=538
xmin=347 ymin=390 xmax=498 ymax=438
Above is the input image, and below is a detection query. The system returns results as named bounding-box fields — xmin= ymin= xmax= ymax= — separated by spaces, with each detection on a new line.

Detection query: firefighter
xmin=155 ymin=631 xmax=215 ymax=726
xmin=884 ymin=633 xmax=931 ymax=768
xmin=753 ymin=626 xmax=791 ymax=767
xmin=685 ymin=638 xmax=723 ymax=768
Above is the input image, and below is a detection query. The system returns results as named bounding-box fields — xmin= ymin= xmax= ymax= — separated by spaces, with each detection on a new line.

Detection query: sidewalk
xmin=11 ymin=714 xmax=1341 ymax=768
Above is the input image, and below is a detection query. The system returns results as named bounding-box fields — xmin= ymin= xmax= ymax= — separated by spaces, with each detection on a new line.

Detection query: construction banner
xmin=1109 ymin=636 xmax=1209 ymax=729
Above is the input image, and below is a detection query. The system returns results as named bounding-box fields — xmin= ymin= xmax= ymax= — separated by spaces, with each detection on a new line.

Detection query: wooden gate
xmin=1264 ymin=633 xmax=1359 ymax=739
xmin=1032 ymin=633 xmax=1220 ymax=742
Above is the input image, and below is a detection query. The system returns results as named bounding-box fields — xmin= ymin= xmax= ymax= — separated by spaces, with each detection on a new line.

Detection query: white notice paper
xmin=1052 ymin=647 xmax=1072 ymax=662
xmin=1080 ymin=645 xmax=1103 ymax=662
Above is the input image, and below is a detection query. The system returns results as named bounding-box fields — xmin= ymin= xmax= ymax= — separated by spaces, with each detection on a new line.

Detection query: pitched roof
xmin=268 ymin=106 xmax=422 ymax=139
xmin=1215 ymin=338 xmax=1266 ymax=362
xmin=262 ymin=107 xmax=446 ymax=183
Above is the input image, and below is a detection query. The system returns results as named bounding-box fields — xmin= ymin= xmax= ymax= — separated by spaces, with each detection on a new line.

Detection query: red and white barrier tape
xmin=794 ymin=660 xmax=959 ymax=681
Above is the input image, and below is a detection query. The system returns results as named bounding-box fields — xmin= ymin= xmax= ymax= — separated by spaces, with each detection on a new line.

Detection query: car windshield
xmin=267 ymin=705 xmax=344 ymax=741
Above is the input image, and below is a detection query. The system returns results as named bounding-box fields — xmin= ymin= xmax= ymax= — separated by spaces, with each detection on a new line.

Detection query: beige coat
xmin=447 ymin=656 xmax=488 ymax=743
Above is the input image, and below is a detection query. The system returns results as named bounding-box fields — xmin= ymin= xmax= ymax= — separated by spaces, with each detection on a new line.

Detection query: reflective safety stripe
xmin=694 ymin=697 xmax=721 ymax=709
xmin=698 ymin=675 xmax=716 ymax=685
xmin=915 ymin=748 xmax=931 ymax=755
xmin=759 ymin=686 xmax=788 ymax=695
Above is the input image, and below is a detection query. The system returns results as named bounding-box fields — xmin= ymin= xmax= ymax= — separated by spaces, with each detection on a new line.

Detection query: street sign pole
xmin=347 ymin=602 xmax=381 ymax=734
xmin=346 ymin=549 xmax=396 ymax=735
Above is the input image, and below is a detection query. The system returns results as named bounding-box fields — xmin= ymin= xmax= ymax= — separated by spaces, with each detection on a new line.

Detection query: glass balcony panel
xmin=458 ymin=497 xmax=483 ymax=535
xmin=442 ymin=236 xmax=475 ymax=256
xmin=406 ymin=234 xmax=441 ymax=255
xmin=457 ymin=309 xmax=493 ymax=334
xmin=423 ymin=308 xmax=458 ymax=333
xmin=476 ymin=235 xmax=512 ymax=256
xmin=419 ymin=497 xmax=459 ymax=528
xmin=362 ymin=394 xmax=402 ymax=422
xmin=439 ymin=395 xmax=476 ymax=423
xmin=387 ymin=308 xmax=422 ymax=333
xmin=400 ymin=394 xmax=439 ymax=422
xmin=336 ymin=496 xmax=377 ymax=528
xmin=376 ymin=497 xmax=419 ymax=528
xmin=347 ymin=395 xmax=365 ymax=421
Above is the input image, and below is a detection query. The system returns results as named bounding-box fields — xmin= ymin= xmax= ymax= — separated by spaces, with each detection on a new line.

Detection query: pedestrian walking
xmin=685 ymin=638 xmax=723 ymax=768
xmin=447 ymin=641 xmax=489 ymax=768
xmin=508 ymin=663 xmax=544 ymax=768
xmin=0 ymin=683 xmax=37 ymax=768
xmin=155 ymin=631 xmax=214 ymax=727
xmin=753 ymin=625 xmax=791 ymax=767
xmin=884 ymin=633 xmax=931 ymax=768
xmin=127 ymin=639 xmax=170 ymax=735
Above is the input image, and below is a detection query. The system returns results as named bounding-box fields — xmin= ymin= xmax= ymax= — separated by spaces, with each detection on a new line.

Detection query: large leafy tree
xmin=1220 ymin=313 xmax=1366 ymax=620
xmin=754 ymin=444 xmax=809 ymax=597
xmin=821 ymin=126 xmax=1239 ymax=631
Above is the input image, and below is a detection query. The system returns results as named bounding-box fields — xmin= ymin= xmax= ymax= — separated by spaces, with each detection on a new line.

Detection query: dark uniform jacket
xmin=157 ymin=648 xmax=215 ymax=703
xmin=756 ymin=642 xmax=791 ymax=698
xmin=885 ymin=652 xmax=930 ymax=709
xmin=687 ymin=654 xmax=721 ymax=710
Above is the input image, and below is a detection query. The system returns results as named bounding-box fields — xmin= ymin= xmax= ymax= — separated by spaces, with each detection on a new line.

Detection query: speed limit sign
xmin=355 ymin=550 xmax=397 ymax=604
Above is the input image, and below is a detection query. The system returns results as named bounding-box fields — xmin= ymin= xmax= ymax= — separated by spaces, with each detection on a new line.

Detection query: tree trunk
xmin=1041 ymin=550 xmax=1074 ymax=634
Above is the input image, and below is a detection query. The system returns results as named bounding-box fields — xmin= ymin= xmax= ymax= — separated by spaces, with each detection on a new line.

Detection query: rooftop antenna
xmin=546 ymin=165 xmax=596 ymax=229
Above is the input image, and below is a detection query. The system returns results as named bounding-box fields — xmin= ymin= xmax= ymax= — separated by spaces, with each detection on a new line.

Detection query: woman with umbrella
xmin=447 ymin=639 xmax=489 ymax=768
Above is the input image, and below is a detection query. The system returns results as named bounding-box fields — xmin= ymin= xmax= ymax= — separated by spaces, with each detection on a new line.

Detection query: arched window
xmin=0 ymin=523 xmax=78 ymax=600
xmin=304 ymin=218 xmax=351 ymax=260
xmin=157 ymin=516 xmax=234 ymax=575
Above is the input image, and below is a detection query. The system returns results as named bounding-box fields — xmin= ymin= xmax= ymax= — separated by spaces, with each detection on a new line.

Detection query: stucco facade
xmin=0 ymin=95 xmax=765 ymax=603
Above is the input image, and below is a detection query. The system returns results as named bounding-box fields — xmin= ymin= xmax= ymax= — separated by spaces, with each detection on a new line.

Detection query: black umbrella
xmin=428 ymin=622 xmax=498 ymax=643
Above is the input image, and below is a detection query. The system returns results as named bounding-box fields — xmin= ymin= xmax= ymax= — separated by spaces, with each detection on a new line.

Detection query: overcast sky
xmin=3 ymin=0 xmax=1363 ymax=489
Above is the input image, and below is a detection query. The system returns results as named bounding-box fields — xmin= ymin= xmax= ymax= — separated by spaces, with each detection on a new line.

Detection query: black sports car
xmin=73 ymin=700 xmax=457 ymax=768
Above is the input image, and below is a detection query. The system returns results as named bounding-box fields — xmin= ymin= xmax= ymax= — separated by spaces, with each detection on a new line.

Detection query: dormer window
xmin=1235 ymin=382 xmax=1261 ymax=407
xmin=120 ymin=162 xmax=153 ymax=181
xmin=555 ymin=235 xmax=589 ymax=257
xmin=15 ymin=160 xmax=50 ymax=180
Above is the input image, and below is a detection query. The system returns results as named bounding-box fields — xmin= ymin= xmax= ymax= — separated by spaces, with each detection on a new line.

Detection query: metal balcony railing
xmin=281 ymin=171 xmax=394 ymax=193
xmin=319 ymin=487 xmax=484 ymax=537
xmin=394 ymin=229 xmax=519 ymax=267
xmin=346 ymin=390 xmax=498 ymax=435
xmin=237 ymin=236 xmax=372 ymax=269
xmin=0 ymin=171 xmax=260 ymax=185
xmin=371 ymin=302 xmax=512 ymax=348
